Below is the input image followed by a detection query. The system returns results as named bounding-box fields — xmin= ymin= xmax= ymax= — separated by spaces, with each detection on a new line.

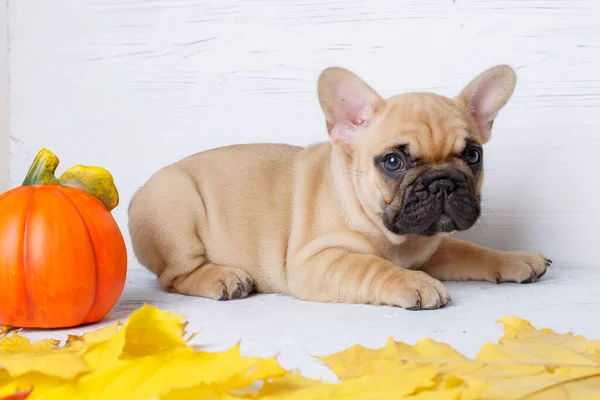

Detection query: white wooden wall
xmin=5 ymin=0 xmax=600 ymax=268
xmin=0 ymin=0 xmax=7 ymax=193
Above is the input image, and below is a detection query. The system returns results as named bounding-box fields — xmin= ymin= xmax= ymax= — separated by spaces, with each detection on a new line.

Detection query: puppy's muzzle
xmin=386 ymin=168 xmax=481 ymax=236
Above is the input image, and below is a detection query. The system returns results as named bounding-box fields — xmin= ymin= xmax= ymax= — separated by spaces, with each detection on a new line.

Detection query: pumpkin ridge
xmin=53 ymin=188 xmax=99 ymax=321
xmin=0 ymin=186 xmax=27 ymax=203
xmin=0 ymin=189 xmax=13 ymax=202
xmin=21 ymin=190 xmax=35 ymax=323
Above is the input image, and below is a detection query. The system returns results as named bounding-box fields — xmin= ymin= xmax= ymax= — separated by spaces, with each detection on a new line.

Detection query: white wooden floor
xmin=19 ymin=262 xmax=600 ymax=380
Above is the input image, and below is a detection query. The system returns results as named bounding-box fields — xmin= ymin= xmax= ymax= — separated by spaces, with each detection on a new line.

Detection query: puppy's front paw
xmin=381 ymin=270 xmax=451 ymax=310
xmin=494 ymin=252 xmax=552 ymax=284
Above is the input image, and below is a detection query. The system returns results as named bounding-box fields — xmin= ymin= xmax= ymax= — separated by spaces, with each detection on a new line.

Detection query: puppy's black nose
xmin=428 ymin=179 xmax=456 ymax=195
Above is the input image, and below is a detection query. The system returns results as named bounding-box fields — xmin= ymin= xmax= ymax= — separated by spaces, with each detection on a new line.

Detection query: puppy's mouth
xmin=384 ymin=168 xmax=481 ymax=236
xmin=421 ymin=214 xmax=457 ymax=235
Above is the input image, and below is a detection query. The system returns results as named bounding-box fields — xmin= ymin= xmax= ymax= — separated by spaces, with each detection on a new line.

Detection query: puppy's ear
xmin=458 ymin=65 xmax=516 ymax=144
xmin=318 ymin=67 xmax=384 ymax=150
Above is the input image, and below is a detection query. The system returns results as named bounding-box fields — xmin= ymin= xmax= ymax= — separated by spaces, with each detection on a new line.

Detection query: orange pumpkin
xmin=0 ymin=149 xmax=127 ymax=328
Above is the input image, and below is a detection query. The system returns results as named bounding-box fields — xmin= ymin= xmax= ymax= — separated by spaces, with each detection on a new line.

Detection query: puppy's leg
xmin=147 ymin=223 xmax=254 ymax=301
xmin=142 ymin=226 xmax=254 ymax=301
xmin=419 ymin=236 xmax=551 ymax=283
xmin=128 ymin=173 xmax=253 ymax=301
xmin=288 ymin=249 xmax=451 ymax=310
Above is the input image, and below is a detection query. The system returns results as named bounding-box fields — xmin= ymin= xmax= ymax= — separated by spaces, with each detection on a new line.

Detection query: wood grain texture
xmin=6 ymin=0 xmax=600 ymax=267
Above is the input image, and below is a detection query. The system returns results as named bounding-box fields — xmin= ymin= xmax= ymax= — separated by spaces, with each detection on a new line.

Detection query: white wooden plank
xmin=0 ymin=0 xmax=7 ymax=192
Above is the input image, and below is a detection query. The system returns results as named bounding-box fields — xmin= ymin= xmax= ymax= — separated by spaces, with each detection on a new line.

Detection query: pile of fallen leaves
xmin=1 ymin=305 xmax=600 ymax=399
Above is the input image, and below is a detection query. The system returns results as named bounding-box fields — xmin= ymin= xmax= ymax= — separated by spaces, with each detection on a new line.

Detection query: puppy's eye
xmin=464 ymin=147 xmax=482 ymax=165
xmin=382 ymin=153 xmax=405 ymax=173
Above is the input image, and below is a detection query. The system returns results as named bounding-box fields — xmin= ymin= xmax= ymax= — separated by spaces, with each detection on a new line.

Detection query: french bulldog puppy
xmin=128 ymin=65 xmax=551 ymax=310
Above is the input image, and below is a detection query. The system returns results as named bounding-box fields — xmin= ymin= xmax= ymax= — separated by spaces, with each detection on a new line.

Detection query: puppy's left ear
xmin=458 ymin=65 xmax=516 ymax=144
xmin=318 ymin=67 xmax=384 ymax=151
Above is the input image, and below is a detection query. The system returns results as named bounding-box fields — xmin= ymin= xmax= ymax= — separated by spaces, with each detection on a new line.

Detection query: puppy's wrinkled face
xmin=364 ymin=94 xmax=484 ymax=235
xmin=318 ymin=65 xmax=516 ymax=237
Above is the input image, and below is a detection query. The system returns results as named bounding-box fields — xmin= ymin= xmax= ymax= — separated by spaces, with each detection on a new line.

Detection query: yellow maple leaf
xmin=466 ymin=316 xmax=600 ymax=399
xmin=258 ymin=371 xmax=322 ymax=397
xmin=318 ymin=336 xmax=468 ymax=381
xmin=0 ymin=332 xmax=88 ymax=381
xmin=64 ymin=322 xmax=120 ymax=351
xmin=249 ymin=365 xmax=439 ymax=400
xmin=0 ymin=305 xmax=290 ymax=400
xmin=317 ymin=317 xmax=600 ymax=400
xmin=2 ymin=306 xmax=600 ymax=399
xmin=478 ymin=316 xmax=600 ymax=366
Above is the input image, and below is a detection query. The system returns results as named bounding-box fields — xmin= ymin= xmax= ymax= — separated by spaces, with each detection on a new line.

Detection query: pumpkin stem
xmin=22 ymin=148 xmax=60 ymax=186
xmin=22 ymin=148 xmax=120 ymax=212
